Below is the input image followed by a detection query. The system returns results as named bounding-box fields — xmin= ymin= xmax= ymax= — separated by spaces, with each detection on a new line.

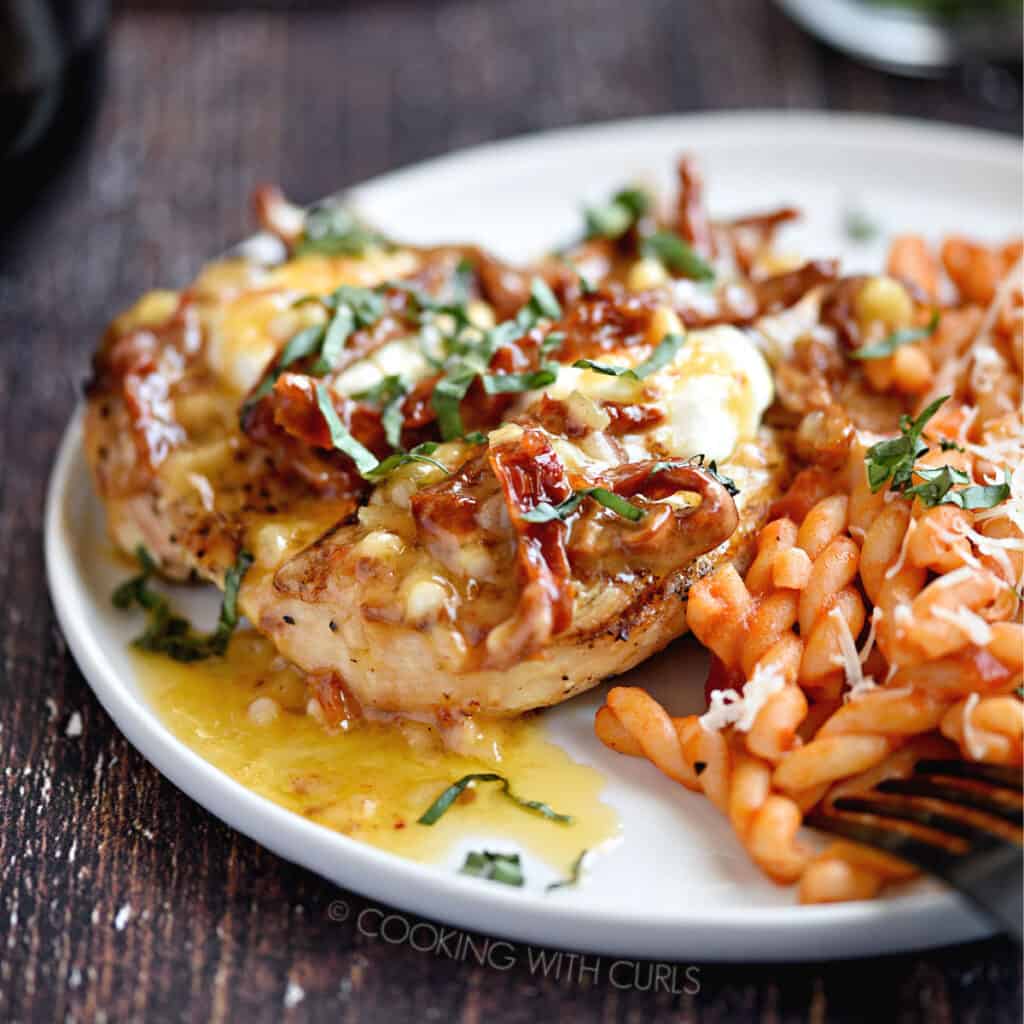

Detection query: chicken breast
xmin=86 ymin=196 xmax=797 ymax=718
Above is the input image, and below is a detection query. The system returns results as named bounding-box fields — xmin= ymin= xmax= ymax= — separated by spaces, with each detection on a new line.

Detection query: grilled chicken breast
xmin=86 ymin=175 xmax=811 ymax=719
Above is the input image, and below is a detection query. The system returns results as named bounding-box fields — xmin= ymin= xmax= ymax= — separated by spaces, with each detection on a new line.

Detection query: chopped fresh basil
xmin=865 ymin=395 xmax=1008 ymax=510
xmin=462 ymin=431 xmax=488 ymax=445
xmin=546 ymin=849 xmax=589 ymax=892
xmin=583 ymin=187 xmax=650 ymax=241
xmin=949 ymin=474 xmax=1012 ymax=510
xmin=432 ymin=367 xmax=479 ymax=441
xmin=390 ymin=280 xmax=471 ymax=333
xmin=864 ymin=395 xmax=948 ymax=493
xmin=313 ymin=305 xmax=355 ymax=375
xmin=379 ymin=389 xmax=407 ymax=451
xmin=363 ymin=442 xmax=448 ymax=481
xmin=520 ymin=486 xmax=645 ymax=524
xmin=843 ymin=208 xmax=881 ymax=243
xmin=705 ymin=459 xmax=740 ymax=497
xmin=242 ymin=285 xmax=387 ymax=423
xmin=650 ymin=455 xmax=740 ymax=497
xmin=294 ymin=204 xmax=387 ymax=258
xmin=573 ymin=332 xmax=684 ymax=381
xmin=907 ymin=466 xmax=1011 ymax=511
xmin=571 ymin=358 xmax=634 ymax=378
xmin=240 ymin=325 xmax=325 ymax=422
xmin=431 ymin=280 xmax=560 ymax=439
xmin=482 ymin=364 xmax=559 ymax=394
xmin=541 ymin=331 xmax=566 ymax=356
xmin=588 ymin=486 xmax=646 ymax=522
xmin=355 ymin=375 xmax=408 ymax=451
xmin=516 ymin=277 xmax=562 ymax=329
xmin=328 ymin=284 xmax=387 ymax=323
xmin=451 ymin=257 xmax=475 ymax=304
xmin=633 ymin=332 xmax=685 ymax=377
xmin=111 ymin=545 xmax=159 ymax=611
xmin=313 ymin=286 xmax=386 ymax=374
xmin=641 ymin=231 xmax=715 ymax=281
xmin=461 ymin=850 xmax=524 ymax=887
xmin=903 ymin=463 xmax=970 ymax=507
xmin=314 ymin=382 xmax=380 ymax=476
xmin=209 ymin=551 xmax=254 ymax=655
xmin=850 ymin=311 xmax=940 ymax=361
xmin=939 ymin=437 xmax=965 ymax=452
xmin=113 ymin=547 xmax=253 ymax=662
xmin=519 ymin=492 xmax=586 ymax=524
xmin=417 ymin=772 xmax=573 ymax=826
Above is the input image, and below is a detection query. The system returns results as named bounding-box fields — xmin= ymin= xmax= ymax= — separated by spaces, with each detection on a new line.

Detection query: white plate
xmin=47 ymin=113 xmax=1019 ymax=961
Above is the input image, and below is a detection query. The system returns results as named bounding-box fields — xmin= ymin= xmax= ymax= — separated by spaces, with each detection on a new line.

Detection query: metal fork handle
xmin=949 ymin=843 xmax=1024 ymax=941
xmin=806 ymin=810 xmax=1023 ymax=942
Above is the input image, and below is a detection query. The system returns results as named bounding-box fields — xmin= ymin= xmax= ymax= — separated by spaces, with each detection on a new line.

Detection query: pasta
xmin=596 ymin=233 xmax=1024 ymax=903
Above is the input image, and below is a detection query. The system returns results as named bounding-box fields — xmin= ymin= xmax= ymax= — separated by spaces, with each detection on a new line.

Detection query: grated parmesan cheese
xmin=699 ymin=662 xmax=786 ymax=733
xmin=884 ymin=518 xmax=916 ymax=580
xmin=923 ymin=255 xmax=1023 ymax=406
xmin=935 ymin=526 xmax=981 ymax=569
xmin=928 ymin=565 xmax=977 ymax=591
xmin=931 ymin=605 xmax=993 ymax=647
xmin=961 ymin=693 xmax=985 ymax=760
xmin=956 ymin=405 xmax=979 ymax=443
xmin=829 ymin=607 xmax=876 ymax=700
xmin=859 ymin=607 xmax=882 ymax=666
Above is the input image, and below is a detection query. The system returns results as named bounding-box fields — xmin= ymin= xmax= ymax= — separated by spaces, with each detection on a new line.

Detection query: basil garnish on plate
xmin=113 ymin=547 xmax=253 ymax=662
xmin=460 ymin=850 xmax=525 ymax=887
xmin=417 ymin=772 xmax=573 ymax=826
xmin=546 ymin=849 xmax=589 ymax=892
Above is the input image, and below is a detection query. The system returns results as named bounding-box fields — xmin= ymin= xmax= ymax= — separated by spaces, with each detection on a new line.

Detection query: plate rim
xmin=345 ymin=108 xmax=1020 ymax=211
xmin=48 ymin=110 xmax=1015 ymax=961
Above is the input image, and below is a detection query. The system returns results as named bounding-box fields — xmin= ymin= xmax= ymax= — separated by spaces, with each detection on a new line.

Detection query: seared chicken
xmin=86 ymin=169 xmax=815 ymax=718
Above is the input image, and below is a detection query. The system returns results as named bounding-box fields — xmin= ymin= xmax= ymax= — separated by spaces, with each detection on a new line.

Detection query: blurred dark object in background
xmin=0 ymin=0 xmax=110 ymax=229
xmin=778 ymin=0 xmax=1023 ymax=76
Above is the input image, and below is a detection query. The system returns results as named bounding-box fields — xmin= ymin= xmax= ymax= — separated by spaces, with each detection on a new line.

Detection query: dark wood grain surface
xmin=1 ymin=2 xmax=1021 ymax=1021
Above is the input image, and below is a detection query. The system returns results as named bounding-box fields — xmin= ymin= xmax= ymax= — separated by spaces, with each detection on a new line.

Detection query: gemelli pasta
xmin=596 ymin=232 xmax=1023 ymax=903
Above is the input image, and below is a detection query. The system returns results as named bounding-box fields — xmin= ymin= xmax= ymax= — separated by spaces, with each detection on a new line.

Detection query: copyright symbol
xmin=327 ymin=900 xmax=349 ymax=922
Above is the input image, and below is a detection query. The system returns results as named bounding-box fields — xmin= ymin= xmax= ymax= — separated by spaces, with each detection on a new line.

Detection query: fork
xmin=807 ymin=759 xmax=1023 ymax=941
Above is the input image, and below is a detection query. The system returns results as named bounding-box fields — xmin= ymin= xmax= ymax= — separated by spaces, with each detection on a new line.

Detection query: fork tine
xmin=831 ymin=794 xmax=1008 ymax=845
xmin=805 ymin=809 xmax=958 ymax=877
xmin=915 ymin=759 xmax=1022 ymax=791
xmin=877 ymin=777 xmax=1023 ymax=826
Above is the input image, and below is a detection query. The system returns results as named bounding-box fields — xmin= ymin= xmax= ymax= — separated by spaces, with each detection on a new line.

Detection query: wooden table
xmin=1 ymin=2 xmax=1021 ymax=1020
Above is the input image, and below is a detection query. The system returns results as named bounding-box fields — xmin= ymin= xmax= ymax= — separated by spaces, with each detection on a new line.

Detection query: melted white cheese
xmin=527 ymin=320 xmax=774 ymax=466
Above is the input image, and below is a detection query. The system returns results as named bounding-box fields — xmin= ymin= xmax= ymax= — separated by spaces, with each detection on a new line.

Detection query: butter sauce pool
xmin=135 ymin=629 xmax=619 ymax=876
